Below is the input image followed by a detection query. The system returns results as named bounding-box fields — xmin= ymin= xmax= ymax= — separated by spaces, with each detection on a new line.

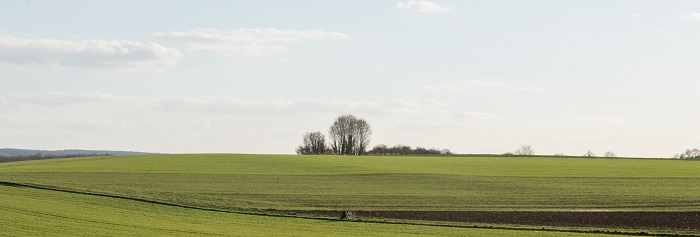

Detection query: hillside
xmin=0 ymin=148 xmax=151 ymax=157
xmin=1 ymin=154 xmax=699 ymax=236
xmin=1 ymin=154 xmax=699 ymax=211
xmin=0 ymin=183 xmax=614 ymax=237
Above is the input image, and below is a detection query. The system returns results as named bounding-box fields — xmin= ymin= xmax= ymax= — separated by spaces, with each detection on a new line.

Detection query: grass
xmin=0 ymin=184 xmax=628 ymax=237
xmin=1 ymin=154 xmax=699 ymax=211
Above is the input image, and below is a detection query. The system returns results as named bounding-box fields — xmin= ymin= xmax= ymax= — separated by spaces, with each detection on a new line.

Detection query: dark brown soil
xmin=289 ymin=210 xmax=700 ymax=231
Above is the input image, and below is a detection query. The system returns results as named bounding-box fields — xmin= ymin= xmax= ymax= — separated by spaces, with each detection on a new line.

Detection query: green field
xmin=1 ymin=183 xmax=629 ymax=237
xmin=1 ymin=154 xmax=699 ymax=236
xmin=1 ymin=154 xmax=699 ymax=211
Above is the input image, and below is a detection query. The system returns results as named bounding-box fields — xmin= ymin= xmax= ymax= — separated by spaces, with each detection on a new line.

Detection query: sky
xmin=1 ymin=0 xmax=699 ymax=157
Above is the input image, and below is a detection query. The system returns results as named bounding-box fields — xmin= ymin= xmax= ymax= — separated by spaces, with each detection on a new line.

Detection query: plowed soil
xmin=291 ymin=210 xmax=700 ymax=231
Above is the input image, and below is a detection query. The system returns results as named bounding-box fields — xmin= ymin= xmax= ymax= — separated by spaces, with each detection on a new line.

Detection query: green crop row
xmin=1 ymin=184 xmax=626 ymax=237
xmin=1 ymin=154 xmax=699 ymax=211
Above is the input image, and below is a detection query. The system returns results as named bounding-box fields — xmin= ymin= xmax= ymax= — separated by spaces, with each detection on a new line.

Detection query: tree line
xmin=296 ymin=115 xmax=698 ymax=159
xmin=673 ymin=148 xmax=700 ymax=159
xmin=504 ymin=145 xmax=618 ymax=158
xmin=366 ymin=144 xmax=452 ymax=155
xmin=505 ymin=145 xmax=700 ymax=159
xmin=296 ymin=114 xmax=451 ymax=155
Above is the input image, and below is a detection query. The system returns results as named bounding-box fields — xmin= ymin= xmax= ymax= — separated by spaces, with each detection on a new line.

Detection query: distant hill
xmin=0 ymin=148 xmax=152 ymax=162
xmin=0 ymin=148 xmax=151 ymax=157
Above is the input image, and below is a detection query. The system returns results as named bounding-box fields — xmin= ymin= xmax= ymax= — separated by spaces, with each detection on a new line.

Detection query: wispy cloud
xmin=422 ymin=80 xmax=541 ymax=92
xmin=2 ymin=91 xmax=446 ymax=116
xmin=152 ymin=96 xmax=444 ymax=115
xmin=422 ymin=80 xmax=507 ymax=91
xmin=397 ymin=0 xmax=453 ymax=13
xmin=516 ymin=86 xmax=546 ymax=91
xmin=0 ymin=115 xmax=136 ymax=130
xmin=576 ymin=117 xmax=625 ymax=123
xmin=451 ymin=111 xmax=495 ymax=119
xmin=152 ymin=28 xmax=350 ymax=57
xmin=421 ymin=85 xmax=464 ymax=91
xmin=679 ymin=12 xmax=700 ymax=20
xmin=0 ymin=114 xmax=212 ymax=131
xmin=397 ymin=121 xmax=478 ymax=131
xmin=0 ymin=33 xmax=181 ymax=69
xmin=147 ymin=121 xmax=211 ymax=131
xmin=1 ymin=92 xmax=121 ymax=107
xmin=621 ymin=13 xmax=642 ymax=19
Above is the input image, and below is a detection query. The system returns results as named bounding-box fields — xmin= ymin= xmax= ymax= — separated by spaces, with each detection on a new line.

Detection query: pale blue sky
xmin=1 ymin=0 xmax=699 ymax=157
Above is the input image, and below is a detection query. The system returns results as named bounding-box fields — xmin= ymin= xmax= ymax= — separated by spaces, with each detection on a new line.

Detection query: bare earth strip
xmin=291 ymin=210 xmax=700 ymax=231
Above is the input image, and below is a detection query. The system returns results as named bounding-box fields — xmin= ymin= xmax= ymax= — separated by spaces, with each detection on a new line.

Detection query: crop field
xmin=1 ymin=154 xmax=699 ymax=236
xmin=2 ymin=183 xmax=616 ymax=237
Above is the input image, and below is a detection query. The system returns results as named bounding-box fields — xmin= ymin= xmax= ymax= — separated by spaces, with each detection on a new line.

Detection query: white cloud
xmin=397 ymin=121 xmax=478 ymax=130
xmin=421 ymin=85 xmax=463 ymax=91
xmin=576 ymin=117 xmax=625 ymax=123
xmin=423 ymin=80 xmax=545 ymax=92
xmin=2 ymin=92 xmax=120 ymax=107
xmin=2 ymin=92 xmax=445 ymax=116
xmin=621 ymin=13 xmax=641 ymax=19
xmin=397 ymin=0 xmax=453 ymax=13
xmin=0 ymin=33 xmax=181 ymax=69
xmin=452 ymin=111 xmax=495 ymax=119
xmin=423 ymin=80 xmax=515 ymax=92
xmin=61 ymin=117 xmax=135 ymax=130
xmin=679 ymin=12 xmax=700 ymax=20
xmin=154 ymin=96 xmax=294 ymax=113
xmin=152 ymin=28 xmax=350 ymax=57
xmin=516 ymin=86 xmax=546 ymax=91
xmin=152 ymin=96 xmax=443 ymax=115
xmin=0 ymin=115 xmax=48 ymax=128
xmin=148 ymin=121 xmax=211 ymax=131
xmin=0 ymin=115 xmax=135 ymax=130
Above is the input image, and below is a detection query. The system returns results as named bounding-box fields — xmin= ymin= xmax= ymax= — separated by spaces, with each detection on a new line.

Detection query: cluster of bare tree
xmin=295 ymin=131 xmax=327 ymax=155
xmin=579 ymin=150 xmax=617 ymax=157
xmin=503 ymin=145 xmax=535 ymax=156
xmin=584 ymin=150 xmax=595 ymax=157
xmin=296 ymin=114 xmax=453 ymax=156
xmin=328 ymin=115 xmax=372 ymax=155
xmin=673 ymin=148 xmax=700 ymax=159
xmin=296 ymin=114 xmax=372 ymax=155
xmin=367 ymin=144 xmax=452 ymax=155
xmin=515 ymin=145 xmax=535 ymax=155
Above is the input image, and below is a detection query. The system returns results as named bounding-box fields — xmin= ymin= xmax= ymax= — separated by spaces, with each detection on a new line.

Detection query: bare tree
xmin=329 ymin=114 xmax=372 ymax=155
xmin=584 ymin=150 xmax=595 ymax=157
xmin=296 ymin=131 xmax=327 ymax=155
xmin=513 ymin=145 xmax=535 ymax=156
xmin=674 ymin=148 xmax=700 ymax=159
xmin=604 ymin=151 xmax=617 ymax=157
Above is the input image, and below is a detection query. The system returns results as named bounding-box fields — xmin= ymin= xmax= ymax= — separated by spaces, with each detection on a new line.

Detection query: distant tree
xmin=513 ymin=145 xmax=535 ymax=156
xmin=296 ymin=131 xmax=327 ymax=155
xmin=674 ymin=148 xmax=700 ymax=159
xmin=367 ymin=144 xmax=452 ymax=155
xmin=329 ymin=114 xmax=372 ymax=155
xmin=369 ymin=144 xmax=390 ymax=155
xmin=553 ymin=153 xmax=566 ymax=156
xmin=440 ymin=148 xmax=452 ymax=155
xmin=584 ymin=150 xmax=595 ymax=157
xmin=604 ymin=151 xmax=617 ymax=158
